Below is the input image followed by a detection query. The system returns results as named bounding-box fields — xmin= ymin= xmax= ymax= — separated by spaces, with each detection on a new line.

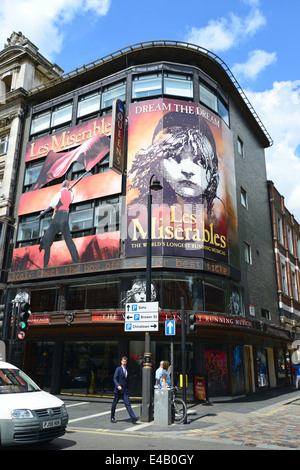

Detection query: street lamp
xmin=140 ymin=174 xmax=163 ymax=422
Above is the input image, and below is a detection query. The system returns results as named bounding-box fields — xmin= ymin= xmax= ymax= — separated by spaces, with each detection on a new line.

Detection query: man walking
xmin=39 ymin=180 xmax=79 ymax=267
xmin=111 ymin=356 xmax=137 ymax=424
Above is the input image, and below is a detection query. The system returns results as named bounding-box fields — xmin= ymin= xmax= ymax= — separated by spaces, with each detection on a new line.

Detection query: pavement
xmin=138 ymin=387 xmax=300 ymax=449
xmin=65 ymin=387 xmax=300 ymax=450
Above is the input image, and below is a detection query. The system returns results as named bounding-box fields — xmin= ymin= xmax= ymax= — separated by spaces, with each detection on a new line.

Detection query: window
xmin=297 ymin=236 xmax=300 ymax=260
xmin=291 ymin=268 xmax=298 ymax=300
xmin=244 ymin=242 xmax=252 ymax=264
xmin=31 ymin=288 xmax=57 ymax=312
xmin=86 ymin=280 xmax=119 ymax=309
xmin=77 ymin=91 xmax=100 ymax=119
xmin=69 ymin=203 xmax=94 ymax=237
xmin=199 ymin=82 xmax=218 ymax=112
xmin=261 ymin=308 xmax=270 ymax=320
xmin=277 ymin=215 xmax=284 ymax=244
xmin=30 ymin=102 xmax=72 ymax=138
xmin=66 ymin=284 xmax=86 ymax=310
xmin=51 ymin=102 xmax=72 ymax=129
xmin=71 ymin=156 xmax=110 ymax=179
xmin=280 ymin=260 xmax=288 ymax=295
xmin=237 ymin=137 xmax=244 ymax=157
xmin=132 ymin=73 xmax=162 ymax=99
xmin=39 ymin=214 xmax=52 ymax=238
xmin=30 ymin=110 xmax=51 ymax=135
xmin=287 ymin=226 xmax=294 ymax=254
xmin=218 ymin=96 xmax=229 ymax=126
xmin=163 ymin=73 xmax=193 ymax=98
xmin=23 ymin=161 xmax=44 ymax=191
xmin=241 ymin=187 xmax=248 ymax=208
xmin=101 ymin=82 xmax=125 ymax=109
xmin=0 ymin=134 xmax=9 ymax=154
xmin=94 ymin=197 xmax=119 ymax=233
xmin=205 ymin=283 xmax=225 ymax=312
xmin=1 ymin=75 xmax=12 ymax=98
xmin=70 ymin=161 xmax=92 ymax=181
xmin=17 ymin=215 xmax=39 ymax=246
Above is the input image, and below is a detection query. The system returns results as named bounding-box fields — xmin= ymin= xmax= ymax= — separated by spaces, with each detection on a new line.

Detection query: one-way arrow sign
xmin=165 ymin=320 xmax=175 ymax=335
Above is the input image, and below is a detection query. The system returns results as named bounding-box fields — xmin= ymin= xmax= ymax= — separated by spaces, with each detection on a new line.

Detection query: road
xmin=2 ymin=388 xmax=300 ymax=452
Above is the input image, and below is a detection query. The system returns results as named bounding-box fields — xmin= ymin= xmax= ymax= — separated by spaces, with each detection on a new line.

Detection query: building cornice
xmin=27 ymin=40 xmax=273 ymax=148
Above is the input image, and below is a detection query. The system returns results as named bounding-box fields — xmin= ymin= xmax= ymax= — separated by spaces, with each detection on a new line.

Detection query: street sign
xmin=165 ymin=320 xmax=175 ymax=336
xmin=125 ymin=322 xmax=158 ymax=331
xmin=125 ymin=302 xmax=159 ymax=313
xmin=17 ymin=330 xmax=26 ymax=340
xmin=125 ymin=312 xmax=158 ymax=322
xmin=124 ymin=302 xmax=159 ymax=332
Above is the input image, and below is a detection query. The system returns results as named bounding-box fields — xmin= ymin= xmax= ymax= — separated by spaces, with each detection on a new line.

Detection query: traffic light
xmin=0 ymin=304 xmax=5 ymax=339
xmin=186 ymin=313 xmax=197 ymax=334
xmin=17 ymin=302 xmax=30 ymax=338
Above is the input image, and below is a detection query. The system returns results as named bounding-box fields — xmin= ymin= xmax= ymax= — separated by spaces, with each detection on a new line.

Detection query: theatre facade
xmin=7 ymin=41 xmax=295 ymax=399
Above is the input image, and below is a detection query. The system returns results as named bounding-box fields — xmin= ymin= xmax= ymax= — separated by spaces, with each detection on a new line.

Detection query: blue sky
xmin=1 ymin=0 xmax=300 ymax=220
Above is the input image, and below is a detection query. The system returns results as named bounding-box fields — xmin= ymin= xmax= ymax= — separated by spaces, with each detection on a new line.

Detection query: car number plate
xmin=43 ymin=419 xmax=61 ymax=429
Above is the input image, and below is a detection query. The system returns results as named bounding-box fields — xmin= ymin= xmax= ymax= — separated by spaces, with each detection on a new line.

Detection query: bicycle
xmin=170 ymin=387 xmax=187 ymax=424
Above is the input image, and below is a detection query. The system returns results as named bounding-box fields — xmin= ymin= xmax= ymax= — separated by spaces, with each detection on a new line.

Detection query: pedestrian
xmin=293 ymin=363 xmax=300 ymax=389
xmin=160 ymin=360 xmax=171 ymax=389
xmin=111 ymin=356 xmax=137 ymax=424
xmin=39 ymin=180 xmax=79 ymax=267
xmin=155 ymin=360 xmax=164 ymax=388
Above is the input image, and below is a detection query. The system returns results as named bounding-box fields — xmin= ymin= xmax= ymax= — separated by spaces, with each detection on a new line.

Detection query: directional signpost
xmin=165 ymin=319 xmax=175 ymax=336
xmin=125 ymin=302 xmax=159 ymax=331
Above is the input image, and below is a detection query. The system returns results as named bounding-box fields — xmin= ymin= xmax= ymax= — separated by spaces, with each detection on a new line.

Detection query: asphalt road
xmin=2 ymin=387 xmax=300 ymax=452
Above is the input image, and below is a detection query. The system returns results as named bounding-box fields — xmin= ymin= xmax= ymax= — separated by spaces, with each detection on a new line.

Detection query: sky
xmin=1 ymin=0 xmax=300 ymax=220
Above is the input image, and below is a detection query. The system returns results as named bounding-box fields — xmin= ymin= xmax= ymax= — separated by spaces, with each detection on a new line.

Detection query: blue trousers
xmin=111 ymin=391 xmax=136 ymax=420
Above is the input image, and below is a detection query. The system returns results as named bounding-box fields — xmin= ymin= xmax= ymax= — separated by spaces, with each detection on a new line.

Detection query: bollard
xmin=154 ymin=388 xmax=171 ymax=425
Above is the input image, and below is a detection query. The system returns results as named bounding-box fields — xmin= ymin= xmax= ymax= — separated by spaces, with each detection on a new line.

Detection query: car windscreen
xmin=0 ymin=368 xmax=41 ymax=394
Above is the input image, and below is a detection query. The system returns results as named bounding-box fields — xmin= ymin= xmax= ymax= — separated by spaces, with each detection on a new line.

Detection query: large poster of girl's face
xmin=126 ymin=98 xmax=238 ymax=266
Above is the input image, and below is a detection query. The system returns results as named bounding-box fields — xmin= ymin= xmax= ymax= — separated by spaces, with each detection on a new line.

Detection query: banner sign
xmin=11 ymin=113 xmax=122 ymax=278
xmin=109 ymin=99 xmax=125 ymax=174
xmin=25 ymin=115 xmax=112 ymax=162
xmin=125 ymin=98 xmax=239 ymax=267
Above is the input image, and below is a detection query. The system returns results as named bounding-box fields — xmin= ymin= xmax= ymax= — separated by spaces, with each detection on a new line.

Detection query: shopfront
xmin=13 ymin=303 xmax=292 ymax=401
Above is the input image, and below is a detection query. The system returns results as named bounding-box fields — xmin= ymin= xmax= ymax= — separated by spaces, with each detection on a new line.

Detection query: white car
xmin=0 ymin=361 xmax=68 ymax=447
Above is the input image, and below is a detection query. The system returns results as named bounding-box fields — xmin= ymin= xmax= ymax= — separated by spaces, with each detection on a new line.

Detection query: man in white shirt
xmin=155 ymin=361 xmax=164 ymax=388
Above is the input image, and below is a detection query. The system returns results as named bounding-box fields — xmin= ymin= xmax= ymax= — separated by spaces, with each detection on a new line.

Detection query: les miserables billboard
xmin=9 ymin=96 xmax=239 ymax=283
xmin=9 ymin=114 xmax=122 ymax=281
xmin=125 ymin=98 xmax=239 ymax=269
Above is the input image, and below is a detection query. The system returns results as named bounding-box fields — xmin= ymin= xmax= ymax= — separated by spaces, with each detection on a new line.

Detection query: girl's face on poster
xmin=162 ymin=136 xmax=213 ymax=199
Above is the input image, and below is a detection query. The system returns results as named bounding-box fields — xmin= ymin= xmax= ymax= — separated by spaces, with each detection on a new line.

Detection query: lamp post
xmin=140 ymin=174 xmax=163 ymax=422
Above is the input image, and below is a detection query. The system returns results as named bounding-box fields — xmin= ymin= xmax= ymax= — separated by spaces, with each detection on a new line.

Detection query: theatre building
xmin=6 ymin=40 xmax=295 ymax=399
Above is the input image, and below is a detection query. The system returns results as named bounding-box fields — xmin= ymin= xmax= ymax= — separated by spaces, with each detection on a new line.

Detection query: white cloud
xmin=232 ymin=49 xmax=277 ymax=80
xmin=247 ymin=81 xmax=300 ymax=221
xmin=0 ymin=0 xmax=111 ymax=61
xmin=185 ymin=8 xmax=266 ymax=52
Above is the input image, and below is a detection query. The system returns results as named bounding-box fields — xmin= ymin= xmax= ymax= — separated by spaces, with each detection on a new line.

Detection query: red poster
xmin=12 ymin=114 xmax=121 ymax=277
